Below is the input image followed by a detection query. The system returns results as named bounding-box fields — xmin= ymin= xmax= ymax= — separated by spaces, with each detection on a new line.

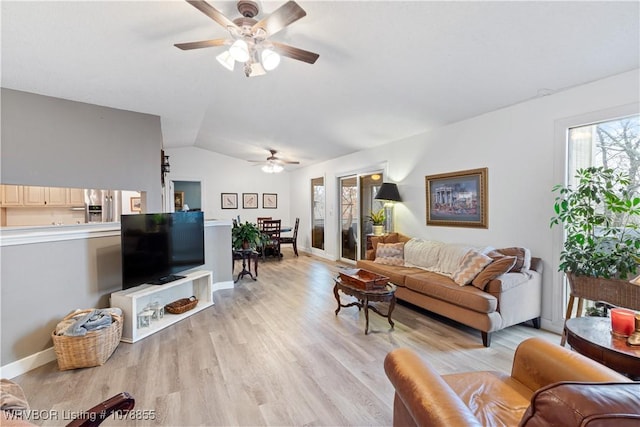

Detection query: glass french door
xmin=339 ymin=172 xmax=384 ymax=262
xmin=311 ymin=177 xmax=325 ymax=251
xmin=359 ymin=174 xmax=384 ymax=259
xmin=340 ymin=176 xmax=358 ymax=261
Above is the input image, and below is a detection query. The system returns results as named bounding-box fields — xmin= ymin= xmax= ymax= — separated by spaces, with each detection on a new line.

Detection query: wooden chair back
xmin=257 ymin=217 xmax=272 ymax=230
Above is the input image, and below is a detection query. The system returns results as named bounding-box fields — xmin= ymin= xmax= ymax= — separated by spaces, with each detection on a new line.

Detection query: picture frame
xmin=221 ymin=193 xmax=238 ymax=209
xmin=263 ymin=193 xmax=277 ymax=209
xmin=242 ymin=193 xmax=258 ymax=209
xmin=174 ymin=191 xmax=185 ymax=211
xmin=130 ymin=197 xmax=141 ymax=212
xmin=425 ymin=167 xmax=488 ymax=228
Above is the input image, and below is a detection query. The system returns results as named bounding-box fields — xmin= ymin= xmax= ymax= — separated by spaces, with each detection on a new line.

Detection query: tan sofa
xmin=356 ymin=233 xmax=542 ymax=346
xmin=384 ymin=337 xmax=637 ymax=426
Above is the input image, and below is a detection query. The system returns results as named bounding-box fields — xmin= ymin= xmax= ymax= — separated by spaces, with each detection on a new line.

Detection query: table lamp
xmin=375 ymin=183 xmax=402 ymax=233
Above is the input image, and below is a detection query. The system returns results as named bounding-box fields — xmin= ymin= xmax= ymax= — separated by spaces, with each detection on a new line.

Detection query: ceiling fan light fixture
xmin=262 ymin=162 xmax=283 ymax=173
xmin=229 ymin=39 xmax=250 ymax=62
xmin=216 ymin=50 xmax=235 ymax=71
xmin=261 ymin=48 xmax=281 ymax=71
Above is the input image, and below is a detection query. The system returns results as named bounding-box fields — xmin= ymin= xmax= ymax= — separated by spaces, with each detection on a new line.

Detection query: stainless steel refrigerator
xmin=84 ymin=189 xmax=121 ymax=223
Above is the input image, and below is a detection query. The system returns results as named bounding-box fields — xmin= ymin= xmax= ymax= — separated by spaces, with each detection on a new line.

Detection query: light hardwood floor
xmin=14 ymin=249 xmax=559 ymax=426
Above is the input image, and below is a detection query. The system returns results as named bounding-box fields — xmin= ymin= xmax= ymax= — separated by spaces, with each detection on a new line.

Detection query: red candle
xmin=610 ymin=308 xmax=636 ymax=337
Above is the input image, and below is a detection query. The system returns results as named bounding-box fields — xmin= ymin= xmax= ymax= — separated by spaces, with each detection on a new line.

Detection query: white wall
xmin=290 ymin=69 xmax=640 ymax=332
xmin=165 ymin=146 xmax=291 ymax=226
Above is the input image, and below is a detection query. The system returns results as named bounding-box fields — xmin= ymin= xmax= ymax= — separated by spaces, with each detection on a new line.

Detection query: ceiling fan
xmin=249 ymin=149 xmax=300 ymax=173
xmin=175 ymin=0 xmax=319 ymax=77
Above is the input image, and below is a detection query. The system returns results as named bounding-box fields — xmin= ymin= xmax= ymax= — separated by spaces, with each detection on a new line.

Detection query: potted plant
xmin=367 ymin=208 xmax=386 ymax=236
xmin=232 ymin=221 xmax=262 ymax=250
xmin=550 ymin=166 xmax=640 ymax=310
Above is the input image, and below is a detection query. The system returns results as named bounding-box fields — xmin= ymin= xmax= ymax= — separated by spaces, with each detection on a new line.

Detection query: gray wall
xmin=1 ymin=234 xmax=122 ymax=364
xmin=1 ymin=88 xmax=163 ymax=211
xmin=0 ymin=223 xmax=232 ymax=366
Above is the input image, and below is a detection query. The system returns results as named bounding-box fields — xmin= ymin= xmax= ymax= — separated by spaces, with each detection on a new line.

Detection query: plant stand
xmin=560 ymin=273 xmax=640 ymax=346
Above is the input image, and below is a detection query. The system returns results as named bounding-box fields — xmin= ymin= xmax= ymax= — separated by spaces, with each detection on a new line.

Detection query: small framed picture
xmin=243 ymin=193 xmax=258 ymax=209
xmin=174 ymin=191 xmax=185 ymax=210
xmin=130 ymin=197 xmax=141 ymax=212
xmin=263 ymin=193 xmax=277 ymax=209
xmin=221 ymin=193 xmax=238 ymax=209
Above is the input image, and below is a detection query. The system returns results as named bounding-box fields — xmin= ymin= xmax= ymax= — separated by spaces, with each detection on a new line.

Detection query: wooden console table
xmin=565 ymin=316 xmax=640 ymax=380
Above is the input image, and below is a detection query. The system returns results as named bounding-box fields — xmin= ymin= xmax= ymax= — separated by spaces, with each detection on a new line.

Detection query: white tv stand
xmin=110 ymin=270 xmax=213 ymax=343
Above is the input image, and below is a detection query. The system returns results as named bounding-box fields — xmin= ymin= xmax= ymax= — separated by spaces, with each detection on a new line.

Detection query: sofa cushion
xmin=374 ymin=242 xmax=405 ymax=266
xmin=404 ymin=238 xmax=444 ymax=269
xmin=519 ymin=382 xmax=640 ymax=427
xmin=472 ymin=256 xmax=518 ymax=290
xmin=494 ymin=247 xmax=531 ymax=272
xmin=356 ymin=260 xmax=424 ymax=286
xmin=404 ymin=272 xmax=498 ymax=313
xmin=452 ymin=250 xmax=493 ymax=285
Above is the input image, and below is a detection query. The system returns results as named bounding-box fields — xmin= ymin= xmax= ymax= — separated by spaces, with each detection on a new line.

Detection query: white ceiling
xmin=2 ymin=1 xmax=639 ymax=169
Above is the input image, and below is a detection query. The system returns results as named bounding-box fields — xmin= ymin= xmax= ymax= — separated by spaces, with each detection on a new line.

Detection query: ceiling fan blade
xmin=174 ymin=38 xmax=229 ymax=50
xmin=185 ymin=0 xmax=239 ymax=31
xmin=282 ymin=161 xmax=300 ymax=164
xmin=271 ymin=41 xmax=319 ymax=64
xmin=252 ymin=1 xmax=306 ymax=37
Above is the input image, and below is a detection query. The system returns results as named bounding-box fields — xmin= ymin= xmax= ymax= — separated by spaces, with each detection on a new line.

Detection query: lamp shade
xmin=375 ymin=182 xmax=402 ymax=202
xmin=216 ymin=50 xmax=235 ymax=71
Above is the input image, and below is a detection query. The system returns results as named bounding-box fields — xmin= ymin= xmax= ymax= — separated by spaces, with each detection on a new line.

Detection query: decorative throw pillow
xmin=495 ymin=247 xmax=531 ymax=272
xmin=374 ymin=242 xmax=405 ymax=266
xmin=371 ymin=233 xmax=399 ymax=255
xmin=471 ymin=256 xmax=517 ymax=290
xmin=452 ymin=250 xmax=493 ymax=286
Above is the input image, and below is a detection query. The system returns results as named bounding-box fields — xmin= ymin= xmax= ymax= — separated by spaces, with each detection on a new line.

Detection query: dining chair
xmin=257 ymin=217 xmax=272 ymax=231
xmin=280 ymin=217 xmax=299 ymax=256
xmin=261 ymin=219 xmax=281 ymax=259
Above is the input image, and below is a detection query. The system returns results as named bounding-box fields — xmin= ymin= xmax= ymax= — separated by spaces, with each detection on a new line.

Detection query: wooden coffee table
xmin=565 ymin=316 xmax=640 ymax=379
xmin=333 ymin=277 xmax=396 ymax=334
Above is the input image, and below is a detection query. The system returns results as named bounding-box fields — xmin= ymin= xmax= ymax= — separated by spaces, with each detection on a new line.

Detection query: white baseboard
xmin=1 ymin=282 xmax=235 ymax=379
xmin=212 ymin=280 xmax=234 ymax=291
xmin=0 ymin=347 xmax=56 ymax=379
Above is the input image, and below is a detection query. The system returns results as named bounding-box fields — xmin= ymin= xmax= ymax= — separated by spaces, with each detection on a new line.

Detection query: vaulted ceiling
xmin=2 ymin=1 xmax=639 ymax=170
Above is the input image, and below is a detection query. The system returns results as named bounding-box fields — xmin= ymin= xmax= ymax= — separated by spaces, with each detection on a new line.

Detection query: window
xmin=565 ymin=114 xmax=640 ymax=313
xmin=568 ymin=115 xmax=639 ymax=192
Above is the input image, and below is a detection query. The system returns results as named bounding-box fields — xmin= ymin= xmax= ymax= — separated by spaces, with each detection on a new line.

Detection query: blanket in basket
xmin=55 ymin=308 xmax=122 ymax=336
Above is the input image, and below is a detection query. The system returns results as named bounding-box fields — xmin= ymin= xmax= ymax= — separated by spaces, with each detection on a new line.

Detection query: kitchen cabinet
xmin=69 ymin=188 xmax=85 ymax=206
xmin=23 ymin=186 xmax=47 ymax=206
xmin=23 ymin=186 xmax=77 ymax=207
xmin=1 ymin=185 xmax=24 ymax=206
xmin=47 ymin=187 xmax=69 ymax=206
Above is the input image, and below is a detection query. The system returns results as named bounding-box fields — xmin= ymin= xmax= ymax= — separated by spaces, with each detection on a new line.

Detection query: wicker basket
xmin=165 ymin=296 xmax=198 ymax=314
xmin=52 ymin=309 xmax=123 ymax=371
xmin=567 ymin=273 xmax=640 ymax=310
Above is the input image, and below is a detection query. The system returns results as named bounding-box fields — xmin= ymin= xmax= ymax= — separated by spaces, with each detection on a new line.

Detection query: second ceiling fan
xmin=175 ymin=0 xmax=320 ymax=77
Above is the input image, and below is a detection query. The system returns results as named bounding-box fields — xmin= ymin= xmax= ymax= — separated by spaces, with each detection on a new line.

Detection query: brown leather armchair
xmin=384 ymin=337 xmax=639 ymax=426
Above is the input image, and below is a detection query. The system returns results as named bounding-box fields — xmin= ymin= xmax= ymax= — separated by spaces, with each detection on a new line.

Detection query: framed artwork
xmin=263 ymin=193 xmax=277 ymax=209
xmin=425 ymin=167 xmax=488 ymax=228
xmin=243 ymin=193 xmax=258 ymax=209
xmin=174 ymin=191 xmax=185 ymax=211
xmin=130 ymin=197 xmax=141 ymax=212
xmin=221 ymin=193 xmax=238 ymax=209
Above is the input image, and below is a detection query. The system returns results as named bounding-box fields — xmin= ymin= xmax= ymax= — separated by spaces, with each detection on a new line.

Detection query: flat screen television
xmin=121 ymin=211 xmax=205 ymax=289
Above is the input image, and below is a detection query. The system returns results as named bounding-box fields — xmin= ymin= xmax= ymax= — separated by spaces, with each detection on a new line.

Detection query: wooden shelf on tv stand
xmin=110 ymin=270 xmax=213 ymax=343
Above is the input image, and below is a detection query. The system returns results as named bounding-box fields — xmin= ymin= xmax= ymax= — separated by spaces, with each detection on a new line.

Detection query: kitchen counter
xmin=0 ymin=219 xmax=231 ymax=247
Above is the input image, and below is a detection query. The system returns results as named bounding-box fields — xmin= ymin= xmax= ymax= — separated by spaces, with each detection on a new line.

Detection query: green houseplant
xmin=550 ymin=166 xmax=640 ymax=312
xmin=367 ymin=208 xmax=386 ymax=236
xmin=232 ymin=221 xmax=263 ymax=250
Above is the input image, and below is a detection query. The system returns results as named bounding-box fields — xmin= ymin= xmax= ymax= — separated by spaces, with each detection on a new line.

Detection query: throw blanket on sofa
xmin=404 ymin=238 xmax=489 ymax=276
